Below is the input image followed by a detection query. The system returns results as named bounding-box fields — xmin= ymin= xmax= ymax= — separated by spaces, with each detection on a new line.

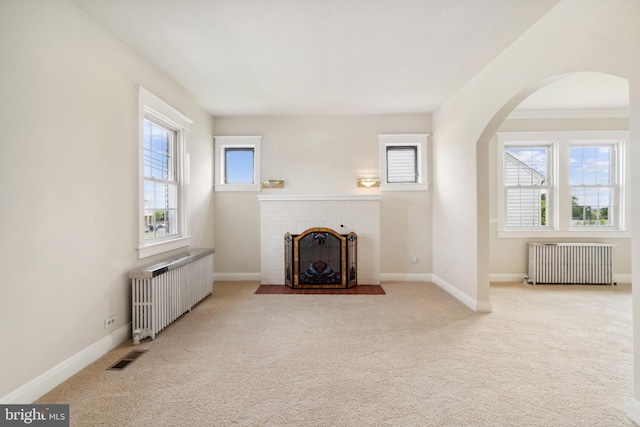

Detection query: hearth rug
xmin=255 ymin=285 xmax=385 ymax=295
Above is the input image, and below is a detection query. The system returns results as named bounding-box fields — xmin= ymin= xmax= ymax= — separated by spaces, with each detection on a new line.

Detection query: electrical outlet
xmin=443 ymin=268 xmax=448 ymax=276
xmin=104 ymin=315 xmax=116 ymax=329
xmin=411 ymin=257 xmax=419 ymax=263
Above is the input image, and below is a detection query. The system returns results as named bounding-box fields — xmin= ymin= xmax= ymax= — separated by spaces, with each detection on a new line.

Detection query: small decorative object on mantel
xmin=357 ymin=178 xmax=380 ymax=188
xmin=261 ymin=179 xmax=285 ymax=189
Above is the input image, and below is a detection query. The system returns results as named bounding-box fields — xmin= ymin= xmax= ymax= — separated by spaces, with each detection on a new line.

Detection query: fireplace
xmin=284 ymin=227 xmax=357 ymax=289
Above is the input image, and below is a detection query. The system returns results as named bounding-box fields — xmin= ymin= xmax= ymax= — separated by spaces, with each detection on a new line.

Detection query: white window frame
xmin=568 ymin=141 xmax=619 ymax=230
xmin=378 ymin=134 xmax=430 ymax=191
xmin=500 ymin=140 xmax=556 ymax=231
xmin=214 ymin=136 xmax=262 ymax=192
xmin=496 ymin=131 xmax=629 ymax=238
xmin=138 ymin=87 xmax=192 ymax=258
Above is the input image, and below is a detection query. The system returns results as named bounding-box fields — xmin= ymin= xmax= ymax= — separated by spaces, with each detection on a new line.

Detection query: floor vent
xmin=107 ymin=350 xmax=148 ymax=371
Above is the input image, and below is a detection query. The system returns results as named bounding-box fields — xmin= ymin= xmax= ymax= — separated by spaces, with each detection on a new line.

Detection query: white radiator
xmin=526 ymin=243 xmax=615 ymax=285
xmin=129 ymin=248 xmax=214 ymax=344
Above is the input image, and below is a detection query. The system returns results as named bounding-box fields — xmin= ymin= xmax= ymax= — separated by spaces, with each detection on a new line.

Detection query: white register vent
xmin=129 ymin=248 xmax=214 ymax=344
xmin=526 ymin=243 xmax=615 ymax=285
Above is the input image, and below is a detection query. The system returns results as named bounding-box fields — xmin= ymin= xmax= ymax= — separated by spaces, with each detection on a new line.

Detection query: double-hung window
xmin=138 ymin=87 xmax=192 ymax=258
xmin=569 ymin=144 xmax=617 ymax=228
xmin=378 ymin=134 xmax=430 ymax=191
xmin=144 ymin=119 xmax=178 ymax=237
xmin=503 ymin=144 xmax=552 ymax=229
xmin=497 ymin=131 xmax=628 ymax=237
xmin=214 ymin=136 xmax=262 ymax=191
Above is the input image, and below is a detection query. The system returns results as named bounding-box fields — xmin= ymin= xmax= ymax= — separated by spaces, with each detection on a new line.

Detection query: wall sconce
xmin=261 ymin=179 xmax=285 ymax=189
xmin=357 ymin=178 xmax=380 ymax=188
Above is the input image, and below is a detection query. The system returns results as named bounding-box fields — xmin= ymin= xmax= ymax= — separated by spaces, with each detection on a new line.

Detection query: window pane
xmin=571 ymin=187 xmax=612 ymax=226
xmin=225 ymin=148 xmax=254 ymax=184
xmin=143 ymin=180 xmax=178 ymax=238
xmin=504 ymin=148 xmax=547 ymax=185
xmin=387 ymin=146 xmax=417 ymax=183
xmin=144 ymin=119 xmax=175 ymax=181
xmin=506 ymin=188 xmax=547 ymax=227
xmin=569 ymin=145 xmax=612 ymax=185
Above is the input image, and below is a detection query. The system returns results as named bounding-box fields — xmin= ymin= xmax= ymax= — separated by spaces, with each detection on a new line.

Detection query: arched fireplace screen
xmin=284 ymin=227 xmax=357 ymax=289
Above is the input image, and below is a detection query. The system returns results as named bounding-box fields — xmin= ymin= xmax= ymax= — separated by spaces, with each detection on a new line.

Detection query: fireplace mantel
xmin=257 ymin=195 xmax=382 ymax=202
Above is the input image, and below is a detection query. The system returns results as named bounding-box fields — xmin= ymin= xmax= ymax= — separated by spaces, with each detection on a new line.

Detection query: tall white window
xmin=214 ymin=136 xmax=262 ymax=192
xmin=569 ymin=144 xmax=617 ymax=228
xmin=503 ymin=145 xmax=552 ymax=229
xmin=138 ymin=87 xmax=192 ymax=258
xmin=497 ymin=131 xmax=628 ymax=238
xmin=144 ymin=119 xmax=178 ymax=237
xmin=378 ymin=134 xmax=430 ymax=191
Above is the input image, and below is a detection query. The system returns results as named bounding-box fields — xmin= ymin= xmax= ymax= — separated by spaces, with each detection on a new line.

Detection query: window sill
xmin=138 ymin=236 xmax=191 ymax=259
xmin=497 ymin=230 xmax=631 ymax=239
xmin=214 ymin=184 xmax=261 ymax=192
xmin=380 ymin=182 xmax=430 ymax=192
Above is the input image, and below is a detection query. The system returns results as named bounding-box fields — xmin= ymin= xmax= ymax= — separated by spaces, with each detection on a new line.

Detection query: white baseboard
xmin=490 ymin=273 xmax=526 ymax=283
xmin=627 ymin=398 xmax=640 ymax=424
xmin=380 ymin=273 xmax=432 ymax=282
xmin=213 ymin=273 xmax=261 ymax=281
xmin=221 ymin=273 xmax=433 ymax=283
xmin=615 ymin=274 xmax=632 ymax=284
xmin=0 ymin=323 xmax=131 ymax=404
xmin=431 ymin=274 xmax=493 ymax=313
xmin=491 ymin=273 xmax=631 ymax=285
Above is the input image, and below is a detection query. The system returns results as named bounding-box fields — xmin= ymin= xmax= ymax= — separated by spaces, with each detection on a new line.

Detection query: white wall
xmin=213 ymin=115 xmax=432 ymax=279
xmin=431 ymin=0 xmax=639 ymax=310
xmin=0 ymin=0 xmax=215 ymax=401
xmin=430 ymin=0 xmax=640 ymax=419
xmin=489 ymin=116 xmax=632 ymax=282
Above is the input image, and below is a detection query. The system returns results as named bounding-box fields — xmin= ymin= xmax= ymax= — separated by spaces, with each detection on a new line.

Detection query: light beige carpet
xmin=37 ymin=281 xmax=633 ymax=426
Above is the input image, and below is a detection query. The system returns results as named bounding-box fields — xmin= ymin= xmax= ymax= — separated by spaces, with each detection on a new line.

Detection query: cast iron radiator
xmin=525 ymin=243 xmax=615 ymax=285
xmin=129 ymin=248 xmax=214 ymax=344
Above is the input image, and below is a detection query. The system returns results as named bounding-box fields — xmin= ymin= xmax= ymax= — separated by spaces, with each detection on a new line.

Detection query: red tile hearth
xmin=255 ymin=285 xmax=385 ymax=295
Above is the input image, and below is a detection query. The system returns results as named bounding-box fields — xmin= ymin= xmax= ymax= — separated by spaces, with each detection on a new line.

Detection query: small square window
xmin=225 ymin=147 xmax=254 ymax=184
xmin=386 ymin=146 xmax=417 ymax=183
xmin=378 ymin=134 xmax=430 ymax=191
xmin=214 ymin=136 xmax=262 ymax=192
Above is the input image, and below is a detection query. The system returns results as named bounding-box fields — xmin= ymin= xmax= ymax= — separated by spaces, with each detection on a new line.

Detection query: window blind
xmin=387 ymin=146 xmax=417 ymax=183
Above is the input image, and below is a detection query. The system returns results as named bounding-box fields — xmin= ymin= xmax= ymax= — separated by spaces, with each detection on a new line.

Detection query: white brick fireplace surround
xmin=258 ymin=195 xmax=381 ymax=285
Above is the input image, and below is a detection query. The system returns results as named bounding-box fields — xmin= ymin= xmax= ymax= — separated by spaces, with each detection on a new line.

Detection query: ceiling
xmin=70 ymin=0 xmax=628 ymax=116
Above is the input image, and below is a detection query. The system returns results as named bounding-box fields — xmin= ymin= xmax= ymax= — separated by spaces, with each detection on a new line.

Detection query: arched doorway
xmin=480 ymin=72 xmax=630 ymax=288
xmin=429 ymin=2 xmax=639 ymax=419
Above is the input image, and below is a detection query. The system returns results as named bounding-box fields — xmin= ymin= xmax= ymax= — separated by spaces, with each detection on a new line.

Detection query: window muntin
xmin=503 ymin=146 xmax=551 ymax=229
xmin=569 ymin=144 xmax=616 ymax=227
xmin=386 ymin=146 xmax=417 ymax=183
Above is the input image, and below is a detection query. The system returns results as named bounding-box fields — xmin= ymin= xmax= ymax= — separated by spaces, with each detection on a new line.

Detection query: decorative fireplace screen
xmin=284 ymin=227 xmax=357 ymax=289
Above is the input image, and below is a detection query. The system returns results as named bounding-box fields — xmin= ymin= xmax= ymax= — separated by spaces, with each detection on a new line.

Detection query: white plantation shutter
xmin=387 ymin=146 xmax=417 ymax=183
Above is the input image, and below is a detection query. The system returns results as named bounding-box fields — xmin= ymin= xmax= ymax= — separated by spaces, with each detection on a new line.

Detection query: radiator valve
xmin=132 ymin=328 xmax=151 ymax=345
